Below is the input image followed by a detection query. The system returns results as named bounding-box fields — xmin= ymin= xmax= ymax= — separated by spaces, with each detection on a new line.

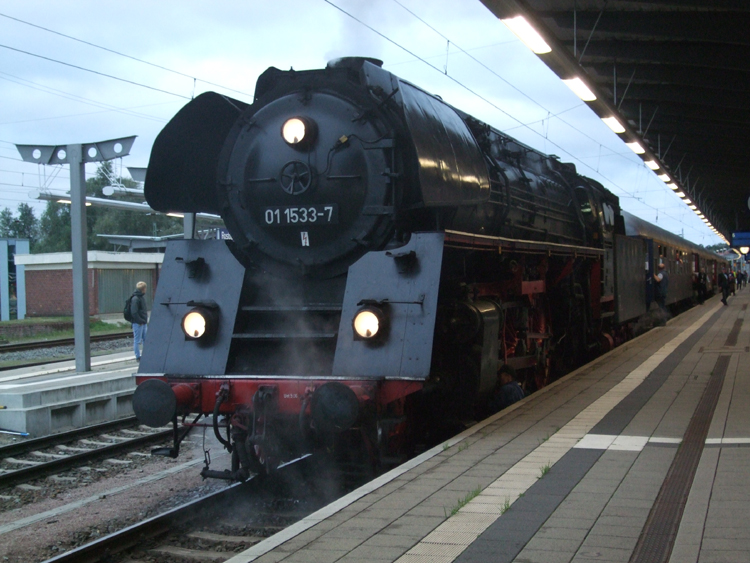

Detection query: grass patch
xmin=0 ymin=316 xmax=72 ymax=327
xmin=538 ymin=462 xmax=551 ymax=479
xmin=458 ymin=442 xmax=469 ymax=452
xmin=500 ymin=497 xmax=511 ymax=515
xmin=444 ymin=485 xmax=482 ymax=518
xmin=0 ymin=318 xmax=129 ymax=344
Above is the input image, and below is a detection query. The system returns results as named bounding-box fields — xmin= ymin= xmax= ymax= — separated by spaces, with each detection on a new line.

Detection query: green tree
xmin=15 ymin=203 xmax=39 ymax=241
xmin=0 ymin=203 xmax=40 ymax=246
xmin=36 ymin=202 xmax=71 ymax=252
xmin=0 ymin=208 xmax=14 ymax=237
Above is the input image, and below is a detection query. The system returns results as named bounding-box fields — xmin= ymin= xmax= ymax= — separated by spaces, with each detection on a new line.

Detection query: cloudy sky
xmin=0 ymin=0 xmax=718 ymax=245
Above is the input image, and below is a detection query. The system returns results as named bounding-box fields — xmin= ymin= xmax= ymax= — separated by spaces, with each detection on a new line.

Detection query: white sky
xmin=0 ymin=0 xmax=719 ymax=245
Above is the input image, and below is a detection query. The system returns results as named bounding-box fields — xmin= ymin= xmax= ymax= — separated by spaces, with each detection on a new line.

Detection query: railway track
xmin=0 ymin=332 xmax=134 ymax=371
xmin=39 ymin=454 xmax=371 ymax=563
xmin=0 ymin=332 xmax=131 ymax=354
xmin=0 ymin=416 xmax=176 ymax=489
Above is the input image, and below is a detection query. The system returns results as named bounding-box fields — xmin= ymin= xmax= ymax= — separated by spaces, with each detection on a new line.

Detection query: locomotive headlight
xmin=281 ymin=116 xmax=318 ymax=149
xmin=353 ymin=305 xmax=388 ymax=341
xmin=182 ymin=305 xmax=219 ymax=341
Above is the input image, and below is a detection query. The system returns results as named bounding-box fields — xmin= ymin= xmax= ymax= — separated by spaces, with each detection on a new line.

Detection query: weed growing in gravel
xmin=444 ymin=486 xmax=482 ymax=518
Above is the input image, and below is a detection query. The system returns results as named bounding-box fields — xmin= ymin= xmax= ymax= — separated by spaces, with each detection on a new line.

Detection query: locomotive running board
xmin=445 ymin=229 xmax=604 ymax=257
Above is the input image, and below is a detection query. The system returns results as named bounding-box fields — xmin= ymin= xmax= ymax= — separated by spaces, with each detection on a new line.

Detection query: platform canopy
xmin=481 ymin=0 xmax=750 ymax=239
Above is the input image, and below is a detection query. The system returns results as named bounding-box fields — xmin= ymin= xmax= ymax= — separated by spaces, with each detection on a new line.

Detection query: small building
xmin=14 ymin=251 xmax=163 ymax=317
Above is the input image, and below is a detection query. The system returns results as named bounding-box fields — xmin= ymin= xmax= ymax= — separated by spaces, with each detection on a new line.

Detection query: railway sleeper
xmin=30 ymin=451 xmax=68 ymax=459
xmin=4 ymin=457 xmax=41 ymax=466
xmin=149 ymin=545 xmax=227 ymax=562
xmin=187 ymin=530 xmax=263 ymax=544
xmin=56 ymin=445 xmax=92 ymax=453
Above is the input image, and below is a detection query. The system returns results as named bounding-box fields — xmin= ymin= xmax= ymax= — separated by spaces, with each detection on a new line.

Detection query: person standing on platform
xmin=719 ymin=266 xmax=730 ymax=306
xmin=697 ymin=268 xmax=708 ymax=305
xmin=130 ymin=281 xmax=148 ymax=362
xmin=653 ymin=263 xmax=669 ymax=313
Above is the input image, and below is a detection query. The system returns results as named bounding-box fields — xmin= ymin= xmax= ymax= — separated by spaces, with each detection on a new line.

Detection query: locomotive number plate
xmin=263 ymin=204 xmax=339 ymax=226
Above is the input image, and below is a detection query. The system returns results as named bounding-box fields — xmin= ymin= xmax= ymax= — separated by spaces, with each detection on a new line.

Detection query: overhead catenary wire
xmin=0 ymin=72 xmax=174 ymax=125
xmin=0 ymin=43 xmax=191 ymax=100
xmin=0 ymin=12 xmax=255 ymax=100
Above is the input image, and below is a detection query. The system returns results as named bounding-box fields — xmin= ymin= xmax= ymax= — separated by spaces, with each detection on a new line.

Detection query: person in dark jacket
xmin=718 ymin=266 xmax=730 ymax=306
xmin=696 ymin=268 xmax=708 ymax=305
xmin=130 ymin=281 xmax=148 ymax=361
xmin=653 ymin=263 xmax=669 ymax=312
xmin=489 ymin=365 xmax=525 ymax=413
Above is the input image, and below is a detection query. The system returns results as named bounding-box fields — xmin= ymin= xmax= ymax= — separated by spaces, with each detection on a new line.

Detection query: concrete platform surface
xmin=223 ymin=289 xmax=750 ymax=563
xmin=0 ymin=352 xmax=137 ymax=436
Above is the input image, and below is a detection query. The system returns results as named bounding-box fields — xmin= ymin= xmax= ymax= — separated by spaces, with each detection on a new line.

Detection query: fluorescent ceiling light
xmin=658 ymin=174 xmax=671 ymax=182
xmin=626 ymin=141 xmax=645 ymax=154
xmin=167 ymin=213 xmax=184 ymax=218
xmin=502 ymin=16 xmax=551 ymax=54
xmin=602 ymin=116 xmax=625 ymax=133
xmin=666 ymin=183 xmax=678 ymax=190
xmin=645 ymin=160 xmax=659 ymax=170
xmin=563 ymin=77 xmax=597 ymax=101
xmin=689 ymin=204 xmax=697 ymax=210
xmin=675 ymin=191 xmax=685 ymax=198
xmin=684 ymin=198 xmax=692 ymax=204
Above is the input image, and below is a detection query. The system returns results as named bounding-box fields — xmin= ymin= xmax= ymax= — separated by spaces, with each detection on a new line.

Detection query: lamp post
xmin=15 ymin=137 xmax=136 ymax=373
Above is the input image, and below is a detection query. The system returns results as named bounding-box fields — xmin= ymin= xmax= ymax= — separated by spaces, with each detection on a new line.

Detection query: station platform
xmin=226 ymin=289 xmax=749 ymax=563
xmin=0 ymin=352 xmax=137 ymax=437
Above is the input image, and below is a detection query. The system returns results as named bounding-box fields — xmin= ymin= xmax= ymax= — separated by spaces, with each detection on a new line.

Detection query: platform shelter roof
xmin=481 ymin=0 xmax=750 ymax=239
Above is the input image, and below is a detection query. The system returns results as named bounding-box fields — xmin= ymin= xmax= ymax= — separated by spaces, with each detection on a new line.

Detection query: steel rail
xmin=0 ymin=422 xmax=175 ymax=488
xmin=41 ymin=481 xmax=246 ymax=563
xmin=0 ymin=416 xmax=141 ymax=458
xmin=39 ymin=455 xmax=314 ymax=563
xmin=0 ymin=332 xmax=131 ymax=354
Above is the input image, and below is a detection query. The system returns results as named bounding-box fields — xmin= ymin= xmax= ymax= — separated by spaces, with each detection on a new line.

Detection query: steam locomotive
xmin=133 ymin=57 xmax=723 ymax=479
